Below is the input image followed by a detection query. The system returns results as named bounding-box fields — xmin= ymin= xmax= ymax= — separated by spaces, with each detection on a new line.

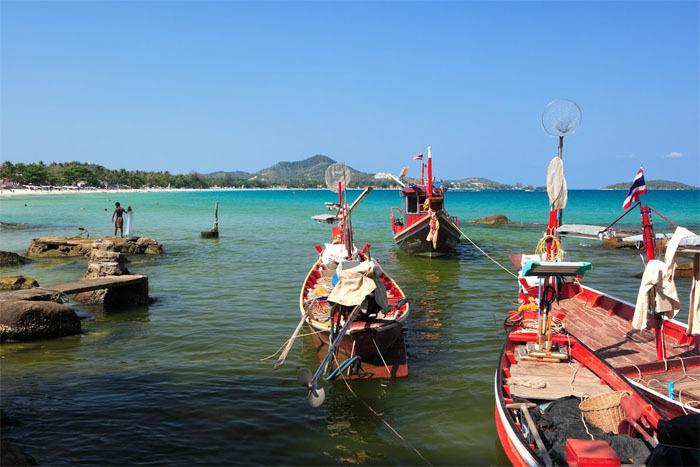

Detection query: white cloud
xmin=617 ymin=154 xmax=637 ymax=159
xmin=663 ymin=151 xmax=683 ymax=158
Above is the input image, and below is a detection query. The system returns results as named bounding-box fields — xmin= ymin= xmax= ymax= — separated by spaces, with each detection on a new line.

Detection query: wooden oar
xmin=274 ymin=312 xmax=308 ymax=370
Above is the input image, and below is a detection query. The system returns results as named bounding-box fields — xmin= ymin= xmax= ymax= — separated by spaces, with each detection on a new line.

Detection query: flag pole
xmin=427 ymin=146 xmax=433 ymax=202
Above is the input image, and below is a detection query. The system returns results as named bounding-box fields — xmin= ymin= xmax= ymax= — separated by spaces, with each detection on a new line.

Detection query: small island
xmin=602 ymin=180 xmax=698 ymax=190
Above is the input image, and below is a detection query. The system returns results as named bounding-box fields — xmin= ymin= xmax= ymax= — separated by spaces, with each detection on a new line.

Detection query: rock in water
xmin=0 ymin=300 xmax=81 ymax=341
xmin=471 ymin=214 xmax=512 ymax=225
xmin=0 ymin=440 xmax=38 ymax=466
xmin=0 ymin=276 xmax=39 ymax=290
xmin=0 ymin=251 xmax=31 ymax=266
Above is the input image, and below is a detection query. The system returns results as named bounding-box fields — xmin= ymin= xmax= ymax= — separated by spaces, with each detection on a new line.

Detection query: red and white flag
xmin=622 ymin=167 xmax=647 ymax=210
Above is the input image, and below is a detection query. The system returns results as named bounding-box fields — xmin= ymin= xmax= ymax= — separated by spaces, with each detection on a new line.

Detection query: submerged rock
xmin=0 ymin=251 xmax=32 ymax=266
xmin=0 ymin=276 xmax=39 ymax=290
xmin=472 ymin=214 xmax=512 ymax=225
xmin=0 ymin=440 xmax=38 ymax=466
xmin=0 ymin=300 xmax=81 ymax=341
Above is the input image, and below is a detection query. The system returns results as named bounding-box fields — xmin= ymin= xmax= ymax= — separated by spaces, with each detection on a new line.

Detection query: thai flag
xmin=622 ymin=167 xmax=647 ymax=210
xmin=413 ymin=153 xmax=424 ymax=160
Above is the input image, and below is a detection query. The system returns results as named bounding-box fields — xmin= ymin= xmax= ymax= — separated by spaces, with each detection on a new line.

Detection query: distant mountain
xmin=253 ymin=154 xmax=375 ymax=186
xmin=602 ymin=179 xmax=698 ymax=190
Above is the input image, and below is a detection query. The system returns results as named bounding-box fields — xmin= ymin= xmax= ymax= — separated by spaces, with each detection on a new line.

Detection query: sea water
xmin=1 ymin=189 xmax=698 ymax=465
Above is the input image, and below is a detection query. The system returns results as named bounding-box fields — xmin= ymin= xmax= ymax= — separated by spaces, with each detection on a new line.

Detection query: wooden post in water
xmin=201 ymin=202 xmax=219 ymax=238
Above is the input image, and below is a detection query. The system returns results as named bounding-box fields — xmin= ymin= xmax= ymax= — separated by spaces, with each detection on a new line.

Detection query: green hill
xmin=602 ymin=179 xmax=698 ymax=190
xmin=252 ymin=155 xmax=376 ymax=186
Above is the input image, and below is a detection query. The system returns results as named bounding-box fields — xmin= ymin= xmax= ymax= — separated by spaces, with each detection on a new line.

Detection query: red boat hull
xmin=393 ymin=211 xmax=461 ymax=256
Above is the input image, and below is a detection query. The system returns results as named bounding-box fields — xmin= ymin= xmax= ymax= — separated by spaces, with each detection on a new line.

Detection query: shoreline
xmin=2 ymin=187 xmax=697 ymax=198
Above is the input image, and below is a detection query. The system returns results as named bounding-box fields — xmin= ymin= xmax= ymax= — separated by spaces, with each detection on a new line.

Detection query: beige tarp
xmin=632 ymin=259 xmax=680 ymax=330
xmin=688 ymin=254 xmax=699 ymax=335
xmin=546 ymin=157 xmax=567 ymax=211
xmin=664 ymin=226 xmax=699 ymax=335
xmin=327 ymin=261 xmax=389 ymax=310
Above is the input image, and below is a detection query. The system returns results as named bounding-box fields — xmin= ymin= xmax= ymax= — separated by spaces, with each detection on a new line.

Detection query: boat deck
xmin=508 ymin=353 xmax=611 ymax=400
xmin=554 ymin=295 xmax=700 ymax=405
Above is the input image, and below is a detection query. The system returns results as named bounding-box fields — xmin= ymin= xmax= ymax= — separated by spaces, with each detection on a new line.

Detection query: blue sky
xmin=1 ymin=1 xmax=698 ymax=188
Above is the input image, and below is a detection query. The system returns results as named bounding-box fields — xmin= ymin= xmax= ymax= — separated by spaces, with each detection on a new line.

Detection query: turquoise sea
xmin=1 ymin=188 xmax=699 ymax=465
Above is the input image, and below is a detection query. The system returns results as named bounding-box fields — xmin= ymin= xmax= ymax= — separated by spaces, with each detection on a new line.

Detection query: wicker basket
xmin=579 ymin=391 xmax=631 ymax=434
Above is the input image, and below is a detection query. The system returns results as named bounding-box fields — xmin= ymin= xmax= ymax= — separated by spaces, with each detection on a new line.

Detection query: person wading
xmin=112 ymin=202 xmax=126 ymax=238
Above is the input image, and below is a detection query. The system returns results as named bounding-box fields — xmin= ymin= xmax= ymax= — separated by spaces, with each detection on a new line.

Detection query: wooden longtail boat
xmin=496 ymin=287 xmax=666 ymax=466
xmin=390 ymin=147 xmax=461 ymax=256
xmin=300 ymin=249 xmax=409 ymax=365
xmin=509 ymin=100 xmax=699 ymax=418
xmin=496 ymin=101 xmax=698 ymax=465
xmin=290 ymin=163 xmax=409 ymax=407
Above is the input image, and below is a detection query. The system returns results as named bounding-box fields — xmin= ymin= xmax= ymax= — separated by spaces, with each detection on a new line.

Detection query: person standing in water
xmin=112 ymin=202 xmax=126 ymax=238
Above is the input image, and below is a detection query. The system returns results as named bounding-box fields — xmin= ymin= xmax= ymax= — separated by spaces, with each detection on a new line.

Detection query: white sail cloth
xmin=546 ymin=157 xmax=567 ymax=210
xmin=327 ymin=260 xmax=389 ymax=311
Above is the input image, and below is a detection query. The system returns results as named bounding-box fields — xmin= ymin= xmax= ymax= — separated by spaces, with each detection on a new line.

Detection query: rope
xmin=456 ymin=226 xmax=518 ymax=278
xmin=535 ymin=235 xmax=563 ymax=261
xmin=372 ymin=338 xmax=391 ymax=376
xmin=259 ymin=329 xmax=323 ymax=361
xmin=332 ymin=355 xmax=432 ymax=466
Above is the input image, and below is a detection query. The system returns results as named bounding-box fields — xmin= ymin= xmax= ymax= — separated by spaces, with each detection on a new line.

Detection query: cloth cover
xmin=664 ymin=226 xmax=696 ymax=275
xmin=327 ymin=260 xmax=389 ymax=311
xmin=688 ymin=254 xmax=699 ymax=335
xmin=663 ymin=226 xmax=698 ymax=335
xmin=321 ymin=243 xmax=356 ymax=266
xmin=546 ymin=157 xmax=568 ymax=211
xmin=632 ymin=259 xmax=680 ymax=330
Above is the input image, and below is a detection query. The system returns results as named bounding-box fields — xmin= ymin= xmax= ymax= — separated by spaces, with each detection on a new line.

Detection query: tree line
xmin=1 ymin=161 xmax=275 ymax=189
xmin=0 ymin=161 xmax=405 ymax=189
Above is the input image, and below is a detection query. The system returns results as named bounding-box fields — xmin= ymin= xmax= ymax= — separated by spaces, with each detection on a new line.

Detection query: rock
xmin=472 ymin=214 xmax=512 ymax=225
xmin=24 ymin=237 xmax=89 ymax=257
xmin=24 ymin=236 xmax=163 ymax=258
xmin=135 ymin=237 xmax=163 ymax=254
xmin=0 ymin=251 xmax=32 ymax=266
xmin=0 ymin=440 xmax=38 ymax=466
xmin=83 ymin=262 xmax=130 ymax=279
xmin=91 ymin=238 xmax=116 ymax=251
xmin=0 ymin=276 xmax=39 ymax=290
xmin=0 ymin=300 xmax=81 ymax=341
xmin=201 ymin=230 xmax=219 ymax=238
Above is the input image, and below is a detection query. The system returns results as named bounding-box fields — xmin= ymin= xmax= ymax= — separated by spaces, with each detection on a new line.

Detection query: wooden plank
xmin=0 ymin=275 xmax=147 ymax=301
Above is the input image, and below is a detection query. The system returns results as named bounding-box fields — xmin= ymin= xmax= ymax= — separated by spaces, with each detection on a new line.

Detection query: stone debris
xmin=0 ymin=250 xmax=32 ymax=266
xmin=24 ymin=236 xmax=163 ymax=258
xmin=0 ymin=275 xmax=39 ymax=290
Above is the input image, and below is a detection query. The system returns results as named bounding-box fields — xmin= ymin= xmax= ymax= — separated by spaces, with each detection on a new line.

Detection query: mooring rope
xmin=456 ymin=226 xmax=518 ymax=278
xmin=372 ymin=338 xmax=391 ymax=376
xmin=332 ymin=353 xmax=432 ymax=466
xmin=259 ymin=329 xmax=323 ymax=361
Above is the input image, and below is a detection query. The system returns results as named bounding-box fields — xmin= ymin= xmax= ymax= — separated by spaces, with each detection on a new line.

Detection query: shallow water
xmin=1 ymin=189 xmax=698 ymax=465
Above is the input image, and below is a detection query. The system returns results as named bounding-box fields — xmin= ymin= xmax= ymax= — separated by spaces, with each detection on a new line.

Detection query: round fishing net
xmin=542 ymin=99 xmax=582 ymax=137
xmin=325 ymin=163 xmax=352 ymax=193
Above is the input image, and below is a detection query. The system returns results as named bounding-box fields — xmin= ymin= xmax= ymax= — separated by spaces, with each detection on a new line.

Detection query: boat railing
xmin=390 ymin=207 xmax=404 ymax=229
